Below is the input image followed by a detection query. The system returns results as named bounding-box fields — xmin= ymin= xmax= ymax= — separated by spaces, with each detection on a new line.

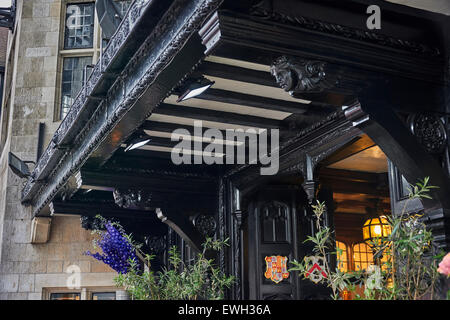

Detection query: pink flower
xmin=437 ymin=253 xmax=450 ymax=276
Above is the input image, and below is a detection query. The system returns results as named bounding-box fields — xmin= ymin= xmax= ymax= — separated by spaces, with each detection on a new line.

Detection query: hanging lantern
xmin=362 ymin=215 xmax=391 ymax=247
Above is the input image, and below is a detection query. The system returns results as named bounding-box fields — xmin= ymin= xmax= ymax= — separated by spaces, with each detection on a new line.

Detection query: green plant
xmin=362 ymin=177 xmax=443 ymax=300
xmin=290 ymin=177 xmax=444 ymax=300
xmin=114 ymin=236 xmax=235 ymax=300
xmin=289 ymin=201 xmax=354 ymax=300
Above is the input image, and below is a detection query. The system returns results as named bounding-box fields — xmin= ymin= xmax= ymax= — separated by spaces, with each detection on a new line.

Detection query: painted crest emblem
xmin=304 ymin=256 xmax=327 ymax=283
xmin=264 ymin=256 xmax=289 ymax=283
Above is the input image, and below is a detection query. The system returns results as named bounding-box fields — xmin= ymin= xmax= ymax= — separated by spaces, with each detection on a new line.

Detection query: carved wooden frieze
xmin=145 ymin=235 xmax=167 ymax=254
xmin=22 ymin=0 xmax=224 ymax=216
xmin=250 ymin=0 xmax=441 ymax=57
xmin=21 ymin=0 xmax=153 ymax=202
xmin=408 ymin=113 xmax=447 ymax=155
xmin=270 ymin=56 xmax=336 ymax=96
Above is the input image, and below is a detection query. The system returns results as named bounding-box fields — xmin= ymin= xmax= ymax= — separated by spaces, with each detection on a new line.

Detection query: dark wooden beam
xmin=319 ymin=167 xmax=390 ymax=197
xmin=199 ymin=10 xmax=444 ymax=85
xmin=76 ymin=169 xmax=218 ymax=197
xmin=50 ymin=200 xmax=158 ymax=220
xmin=334 ymin=199 xmax=391 ymax=212
xmin=152 ymin=103 xmax=285 ymax=129
xmin=144 ymin=135 xmax=235 ymax=151
xmin=198 ymin=61 xmax=275 ymax=87
xmin=196 ymin=88 xmax=335 ymax=115
xmin=143 ymin=120 xmax=229 ymax=138
xmin=198 ymin=62 xmax=356 ymax=106
xmin=319 ymin=134 xmax=377 ymax=167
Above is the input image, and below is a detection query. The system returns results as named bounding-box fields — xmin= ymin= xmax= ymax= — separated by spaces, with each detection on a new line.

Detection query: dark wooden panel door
xmin=246 ymin=186 xmax=303 ymax=300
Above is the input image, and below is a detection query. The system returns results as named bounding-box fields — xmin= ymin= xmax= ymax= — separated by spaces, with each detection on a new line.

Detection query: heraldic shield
xmin=264 ymin=256 xmax=290 ymax=283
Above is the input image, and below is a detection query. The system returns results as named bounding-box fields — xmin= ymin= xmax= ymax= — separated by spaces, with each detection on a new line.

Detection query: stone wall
xmin=0 ymin=0 xmax=116 ymax=300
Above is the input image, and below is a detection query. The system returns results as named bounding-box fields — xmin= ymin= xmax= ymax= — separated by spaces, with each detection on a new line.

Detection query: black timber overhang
xmin=21 ymin=0 xmax=225 ymax=215
xmin=20 ymin=0 xmax=450 ymax=219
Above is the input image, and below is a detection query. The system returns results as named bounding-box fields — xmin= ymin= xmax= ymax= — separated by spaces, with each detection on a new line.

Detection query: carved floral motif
xmin=194 ymin=214 xmax=217 ymax=237
xmin=409 ymin=113 xmax=447 ymax=154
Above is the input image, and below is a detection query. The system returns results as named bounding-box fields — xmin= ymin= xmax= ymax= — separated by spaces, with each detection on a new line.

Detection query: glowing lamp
xmin=362 ymin=215 xmax=391 ymax=247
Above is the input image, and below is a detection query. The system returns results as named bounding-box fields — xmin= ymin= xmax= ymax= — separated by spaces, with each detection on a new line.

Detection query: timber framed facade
xmin=1 ymin=0 xmax=449 ymax=300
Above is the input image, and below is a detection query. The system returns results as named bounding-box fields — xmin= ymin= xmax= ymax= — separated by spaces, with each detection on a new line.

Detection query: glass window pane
xmin=353 ymin=242 xmax=374 ymax=271
xmin=60 ymin=56 xmax=92 ymax=119
xmin=92 ymin=292 xmax=116 ymax=300
xmin=336 ymin=241 xmax=348 ymax=272
xmin=64 ymin=3 xmax=95 ymax=49
xmin=50 ymin=293 xmax=80 ymax=300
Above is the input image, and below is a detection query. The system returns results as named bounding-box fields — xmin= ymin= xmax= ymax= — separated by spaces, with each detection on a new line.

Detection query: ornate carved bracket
xmin=155 ymin=208 xmax=205 ymax=253
xmin=270 ymin=56 xmax=337 ymax=96
xmin=113 ymin=188 xmax=152 ymax=210
xmin=80 ymin=215 xmax=110 ymax=230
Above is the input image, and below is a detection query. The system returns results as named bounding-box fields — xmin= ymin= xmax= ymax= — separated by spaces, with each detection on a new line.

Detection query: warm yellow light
xmin=373 ymin=225 xmax=382 ymax=236
xmin=362 ymin=215 xmax=391 ymax=246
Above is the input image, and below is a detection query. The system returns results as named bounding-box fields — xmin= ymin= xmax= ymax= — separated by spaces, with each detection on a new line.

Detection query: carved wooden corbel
xmin=113 ymin=188 xmax=153 ymax=210
xmin=155 ymin=208 xmax=205 ymax=253
xmin=270 ymin=56 xmax=338 ymax=96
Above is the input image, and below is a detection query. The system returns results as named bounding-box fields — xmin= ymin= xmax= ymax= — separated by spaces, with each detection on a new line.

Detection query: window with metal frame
xmin=336 ymin=241 xmax=349 ymax=272
xmin=60 ymin=56 xmax=92 ymax=119
xmin=352 ymin=242 xmax=374 ymax=271
xmin=64 ymin=2 xmax=95 ymax=49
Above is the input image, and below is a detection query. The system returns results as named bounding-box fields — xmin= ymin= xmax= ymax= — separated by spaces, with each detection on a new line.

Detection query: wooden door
xmin=246 ymin=186 xmax=302 ymax=300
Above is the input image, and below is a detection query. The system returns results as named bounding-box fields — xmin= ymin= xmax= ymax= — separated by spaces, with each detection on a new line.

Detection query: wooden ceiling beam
xmin=143 ymin=136 xmax=238 ymax=151
xmin=196 ymin=88 xmax=335 ymax=115
xmin=198 ymin=61 xmax=275 ymax=88
xmin=75 ymin=169 xmax=218 ymax=196
xmin=50 ymin=200 xmax=158 ymax=220
xmin=143 ymin=120 xmax=229 ymax=138
xmin=320 ymin=134 xmax=377 ymax=167
xmin=152 ymin=103 xmax=284 ymax=130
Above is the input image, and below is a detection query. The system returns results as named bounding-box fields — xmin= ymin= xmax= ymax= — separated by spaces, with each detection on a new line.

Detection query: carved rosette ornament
xmin=408 ymin=113 xmax=447 ymax=154
xmin=113 ymin=188 xmax=152 ymax=210
xmin=144 ymin=235 xmax=167 ymax=254
xmin=193 ymin=214 xmax=217 ymax=237
xmin=270 ymin=56 xmax=335 ymax=97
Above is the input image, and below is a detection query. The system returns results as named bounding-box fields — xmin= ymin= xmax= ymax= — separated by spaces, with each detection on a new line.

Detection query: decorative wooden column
xmin=230 ymin=184 xmax=244 ymax=300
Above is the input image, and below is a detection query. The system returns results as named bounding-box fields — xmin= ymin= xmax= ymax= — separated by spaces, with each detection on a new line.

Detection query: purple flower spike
xmin=85 ymin=222 xmax=139 ymax=274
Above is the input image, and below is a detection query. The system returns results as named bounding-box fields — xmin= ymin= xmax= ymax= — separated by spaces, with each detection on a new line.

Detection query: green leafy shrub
xmin=290 ymin=177 xmax=445 ymax=300
xmin=86 ymin=218 xmax=234 ymax=300
xmin=115 ymin=237 xmax=235 ymax=300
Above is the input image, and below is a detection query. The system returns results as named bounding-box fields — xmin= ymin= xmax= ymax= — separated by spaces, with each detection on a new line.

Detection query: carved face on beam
xmin=270 ymin=56 xmax=329 ymax=95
